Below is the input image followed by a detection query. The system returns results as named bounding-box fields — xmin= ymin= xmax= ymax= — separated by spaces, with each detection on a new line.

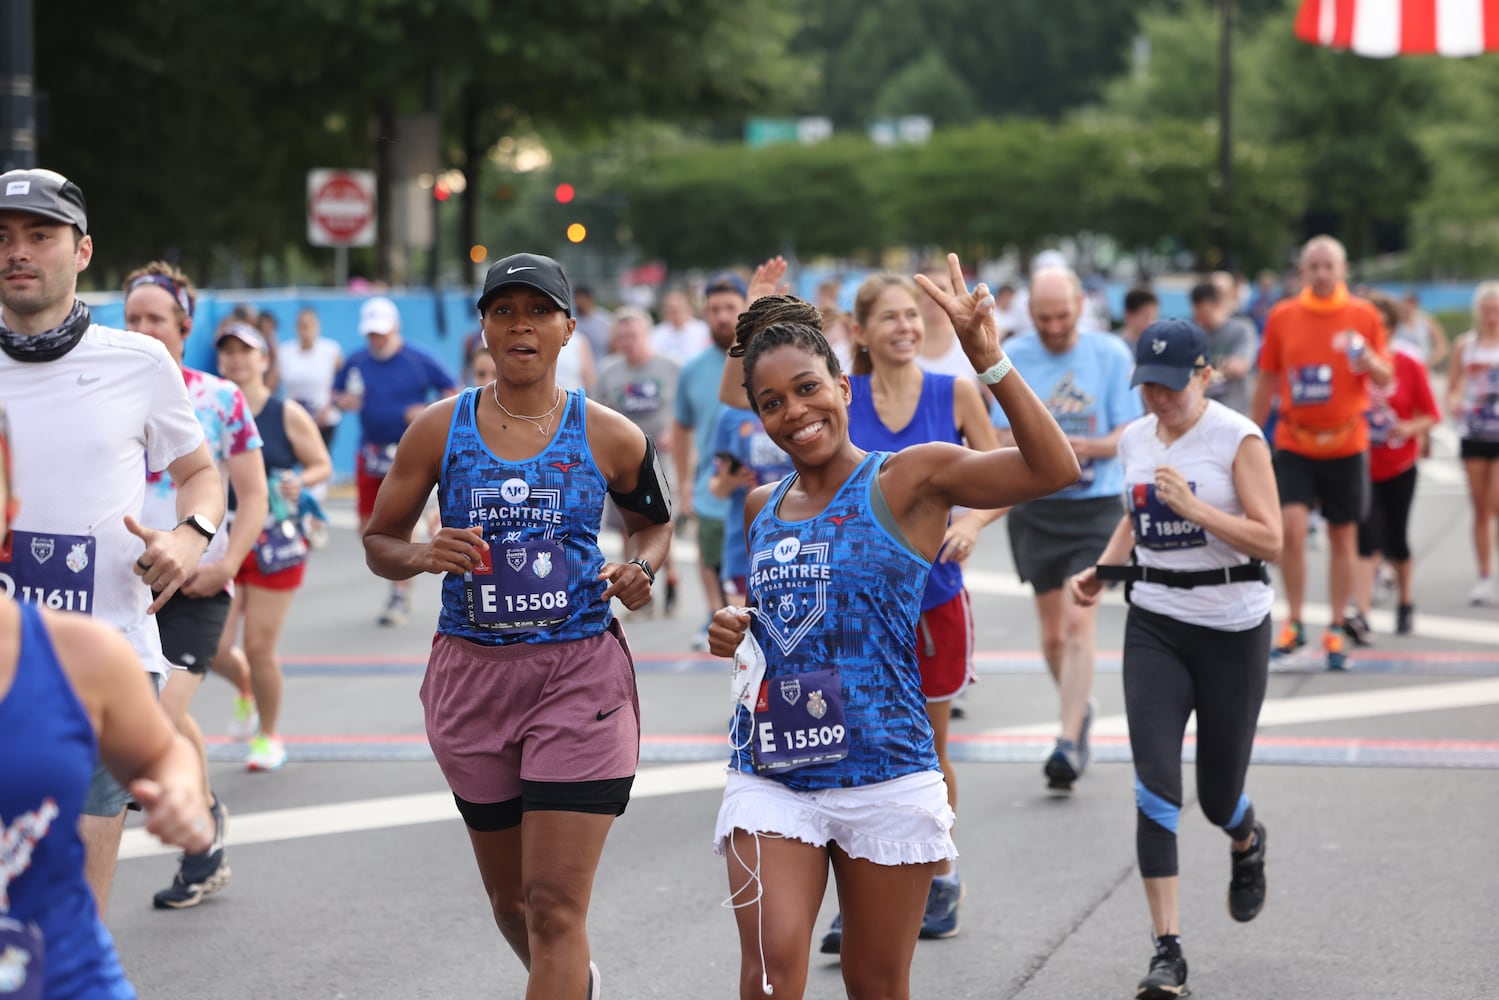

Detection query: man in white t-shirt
xmin=0 ymin=168 xmax=223 ymax=916
xmin=651 ymin=288 xmax=711 ymax=366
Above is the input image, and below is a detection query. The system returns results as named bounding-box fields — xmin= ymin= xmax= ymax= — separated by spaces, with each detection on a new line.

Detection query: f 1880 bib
xmin=1129 ymin=482 xmax=1205 ymax=550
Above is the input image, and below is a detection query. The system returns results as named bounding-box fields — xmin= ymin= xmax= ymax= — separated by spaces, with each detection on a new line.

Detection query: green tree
xmin=34 ymin=0 xmax=810 ymax=283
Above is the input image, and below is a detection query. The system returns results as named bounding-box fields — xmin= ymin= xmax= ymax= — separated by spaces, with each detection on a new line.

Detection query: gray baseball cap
xmin=0 ymin=169 xmax=88 ymax=233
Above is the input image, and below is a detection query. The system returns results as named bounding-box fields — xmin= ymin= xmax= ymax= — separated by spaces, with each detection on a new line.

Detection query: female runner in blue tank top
xmin=0 ymin=407 xmax=213 ymax=1000
xmin=707 ymin=254 xmax=1079 ymax=1000
xmin=1070 ymin=320 xmax=1282 ymax=1000
xmin=362 ymin=253 xmax=673 ymax=1000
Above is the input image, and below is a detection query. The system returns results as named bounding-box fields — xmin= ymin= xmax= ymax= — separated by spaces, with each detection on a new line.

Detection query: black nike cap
xmin=477 ymin=252 xmax=572 ymax=316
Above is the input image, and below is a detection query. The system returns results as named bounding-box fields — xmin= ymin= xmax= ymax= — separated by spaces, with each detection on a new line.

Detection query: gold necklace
xmin=492 ymin=382 xmax=564 ymax=436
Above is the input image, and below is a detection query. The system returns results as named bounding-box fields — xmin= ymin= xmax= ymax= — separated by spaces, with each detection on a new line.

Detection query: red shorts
xmin=421 ymin=623 xmax=640 ymax=805
xmin=235 ymin=558 xmax=306 ymax=592
xmin=356 ymin=449 xmax=385 ymax=520
xmin=916 ymin=589 xmax=975 ymax=702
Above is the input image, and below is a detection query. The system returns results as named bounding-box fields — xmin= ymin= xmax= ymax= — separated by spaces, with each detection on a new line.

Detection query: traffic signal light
xmin=566 ymin=223 xmax=587 ymax=243
xmin=555 ymin=183 xmax=575 ymax=204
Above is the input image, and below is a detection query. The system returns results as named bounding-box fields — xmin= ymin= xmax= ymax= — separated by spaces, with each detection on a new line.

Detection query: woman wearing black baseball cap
xmin=1070 ymin=318 xmax=1283 ymax=999
xmin=363 ymin=251 xmax=673 ymax=998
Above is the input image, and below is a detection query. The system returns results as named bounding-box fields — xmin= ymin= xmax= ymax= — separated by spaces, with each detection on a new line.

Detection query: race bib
xmin=1467 ymin=394 xmax=1499 ymax=441
xmin=1059 ymin=457 xmax=1098 ymax=495
xmin=1129 ymin=482 xmax=1206 ymax=550
xmin=750 ymin=668 xmax=849 ymax=774
xmin=1366 ymin=406 xmax=1396 ymax=447
xmin=465 ymin=538 xmax=570 ymax=631
xmin=1289 ymin=365 xmax=1334 ymax=406
xmin=253 ymin=518 xmax=308 ymax=575
xmin=361 ymin=442 xmax=398 ymax=478
xmin=0 ymin=917 xmax=44 ymax=1000
xmin=0 ymin=531 xmax=97 ymax=614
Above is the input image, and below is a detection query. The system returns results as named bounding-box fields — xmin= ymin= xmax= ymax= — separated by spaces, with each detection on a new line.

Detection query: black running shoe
xmin=1136 ymin=935 xmax=1189 ymax=998
xmin=1228 ymin=821 xmax=1267 ymax=922
xmin=153 ymin=796 xmax=231 ymax=909
xmin=1342 ymin=612 xmax=1374 ymax=647
xmin=1395 ymin=603 xmax=1414 ymax=636
xmin=664 ymin=576 xmax=679 ymax=617
xmin=819 ymin=913 xmax=842 ymax=955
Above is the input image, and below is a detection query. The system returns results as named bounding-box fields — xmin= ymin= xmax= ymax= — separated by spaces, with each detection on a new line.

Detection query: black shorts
xmin=1272 ymin=450 xmax=1370 ymax=525
xmin=155 ymin=588 xmax=232 ymax=675
xmin=1460 ymin=438 xmax=1499 ymax=462
xmin=1007 ymin=495 xmax=1121 ymax=594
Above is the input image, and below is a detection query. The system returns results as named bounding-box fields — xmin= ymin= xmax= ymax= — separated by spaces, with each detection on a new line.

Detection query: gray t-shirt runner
xmin=595 ymin=353 xmax=680 ymax=440
xmin=1203 ymin=316 xmax=1258 ymax=416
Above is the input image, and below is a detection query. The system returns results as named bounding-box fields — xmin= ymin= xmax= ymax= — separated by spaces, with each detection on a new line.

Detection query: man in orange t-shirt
xmin=1251 ymin=236 xmax=1393 ymax=670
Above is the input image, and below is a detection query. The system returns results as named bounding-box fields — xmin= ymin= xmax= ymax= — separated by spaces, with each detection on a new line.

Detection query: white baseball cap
xmin=359 ymin=296 xmax=400 ymax=335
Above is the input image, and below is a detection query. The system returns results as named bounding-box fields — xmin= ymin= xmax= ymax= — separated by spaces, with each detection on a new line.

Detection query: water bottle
xmin=1345 ymin=332 xmax=1366 ymax=365
xmin=345 ymin=366 xmax=365 ymax=400
xmin=268 ymin=469 xmax=291 ymax=523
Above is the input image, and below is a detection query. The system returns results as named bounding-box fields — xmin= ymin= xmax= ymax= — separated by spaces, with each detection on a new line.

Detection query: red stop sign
xmin=309 ymin=172 xmax=374 ymax=245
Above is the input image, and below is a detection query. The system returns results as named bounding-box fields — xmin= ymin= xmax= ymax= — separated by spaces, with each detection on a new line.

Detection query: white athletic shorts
xmin=713 ymin=769 xmax=957 ymax=866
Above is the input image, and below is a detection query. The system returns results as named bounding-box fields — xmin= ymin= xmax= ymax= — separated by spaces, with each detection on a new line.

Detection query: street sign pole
xmin=334 ymin=245 xmax=348 ymax=288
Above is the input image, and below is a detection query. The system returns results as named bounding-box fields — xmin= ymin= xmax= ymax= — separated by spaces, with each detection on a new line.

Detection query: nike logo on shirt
xmin=77 ymin=374 xmax=100 ymax=385
xmin=596 ymin=706 xmax=624 ymax=721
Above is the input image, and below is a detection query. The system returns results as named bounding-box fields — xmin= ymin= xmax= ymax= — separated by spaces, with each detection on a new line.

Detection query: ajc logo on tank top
xmin=748 ymin=535 xmax=832 ymax=655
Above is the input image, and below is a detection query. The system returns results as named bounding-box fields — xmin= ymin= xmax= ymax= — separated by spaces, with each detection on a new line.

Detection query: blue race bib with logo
xmin=750 ymin=667 xmax=849 ymax=773
xmin=1289 ymin=365 xmax=1334 ymax=406
xmin=0 ymin=531 xmax=96 ymax=614
xmin=465 ymin=538 xmax=571 ymax=631
xmin=1129 ymin=482 xmax=1206 ymax=550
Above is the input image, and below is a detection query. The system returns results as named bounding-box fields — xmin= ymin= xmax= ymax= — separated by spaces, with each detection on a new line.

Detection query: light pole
xmin=1218 ymin=0 xmax=1235 ymax=270
xmin=1 ymin=0 xmax=36 ymax=171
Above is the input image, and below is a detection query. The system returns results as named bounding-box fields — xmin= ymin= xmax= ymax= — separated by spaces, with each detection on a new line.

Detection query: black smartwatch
xmin=176 ymin=514 xmax=218 ymax=541
xmin=627 ymin=558 xmax=656 ymax=585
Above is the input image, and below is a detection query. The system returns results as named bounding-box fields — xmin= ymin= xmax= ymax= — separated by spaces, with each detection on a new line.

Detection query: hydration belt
xmin=1096 ymin=558 xmax=1269 ymax=596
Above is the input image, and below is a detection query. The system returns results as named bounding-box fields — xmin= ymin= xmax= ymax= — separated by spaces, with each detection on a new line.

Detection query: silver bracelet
xmin=976 ymin=356 xmax=1013 ymax=385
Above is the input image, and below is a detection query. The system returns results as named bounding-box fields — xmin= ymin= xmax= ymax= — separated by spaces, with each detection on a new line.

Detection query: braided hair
xmin=730 ymin=293 xmax=823 ymax=357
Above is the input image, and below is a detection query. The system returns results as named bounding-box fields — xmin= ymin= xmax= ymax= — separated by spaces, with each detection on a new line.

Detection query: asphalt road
xmin=107 ymin=441 xmax=1498 ymax=999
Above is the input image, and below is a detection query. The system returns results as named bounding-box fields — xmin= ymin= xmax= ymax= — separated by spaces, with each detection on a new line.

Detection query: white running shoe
xmin=1469 ymin=578 xmax=1496 ymax=607
xmin=228 ymin=694 xmax=259 ymax=741
xmin=588 ymin=961 xmax=601 ymax=999
xmin=247 ymin=735 xmax=288 ymax=772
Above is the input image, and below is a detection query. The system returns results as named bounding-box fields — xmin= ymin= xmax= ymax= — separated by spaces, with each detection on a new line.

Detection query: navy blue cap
xmin=703 ymin=271 xmax=748 ymax=299
xmin=478 ymin=253 xmax=572 ymax=316
xmin=1132 ymin=319 xmax=1209 ymax=391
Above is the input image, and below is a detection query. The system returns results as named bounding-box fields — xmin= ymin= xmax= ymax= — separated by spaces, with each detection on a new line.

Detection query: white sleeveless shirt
xmin=1117 ymin=400 xmax=1274 ymax=631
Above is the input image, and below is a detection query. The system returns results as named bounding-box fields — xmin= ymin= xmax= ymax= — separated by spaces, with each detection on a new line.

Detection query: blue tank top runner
xmin=437 ymin=388 xmax=612 ymax=645
xmin=0 ymin=603 xmax=134 ymax=999
xmin=730 ymin=451 xmax=940 ymax=790
xmin=848 ymin=372 xmax=964 ymax=611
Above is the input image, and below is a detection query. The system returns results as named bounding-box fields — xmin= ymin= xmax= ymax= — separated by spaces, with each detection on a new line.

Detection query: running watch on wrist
xmin=176 ymin=514 xmax=218 ymax=540
xmin=627 ymin=558 xmax=656 ymax=584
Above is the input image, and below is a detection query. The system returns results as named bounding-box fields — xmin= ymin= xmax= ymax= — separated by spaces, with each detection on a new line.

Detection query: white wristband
xmin=976 ymin=356 xmax=1013 ymax=385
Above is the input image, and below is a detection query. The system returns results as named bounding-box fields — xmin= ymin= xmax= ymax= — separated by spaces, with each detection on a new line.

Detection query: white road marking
xmin=123 ymin=679 xmax=1499 ymax=859
xmin=119 ymin=761 xmax=729 ymax=861
xmin=983 ymin=677 xmax=1499 ymax=739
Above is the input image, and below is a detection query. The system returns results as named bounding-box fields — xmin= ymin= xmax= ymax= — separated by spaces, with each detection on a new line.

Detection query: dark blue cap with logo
xmin=703 ymin=271 xmax=748 ymax=299
xmin=1131 ymin=319 xmax=1210 ymax=391
xmin=477 ymin=252 xmax=572 ymax=316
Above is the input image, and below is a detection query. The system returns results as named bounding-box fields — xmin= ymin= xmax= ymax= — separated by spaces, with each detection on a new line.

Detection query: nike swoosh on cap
xmin=507 ymin=266 xmax=537 ymax=274
xmin=77 ymin=375 xmax=100 ymax=385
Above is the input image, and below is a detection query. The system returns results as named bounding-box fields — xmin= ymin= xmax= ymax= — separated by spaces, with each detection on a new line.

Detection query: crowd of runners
xmin=3 ymin=164 xmax=1498 ymax=1000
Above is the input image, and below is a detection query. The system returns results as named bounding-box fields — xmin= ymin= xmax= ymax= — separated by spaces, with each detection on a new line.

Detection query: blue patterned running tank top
xmin=730 ymin=451 xmax=939 ymax=790
xmin=0 ymin=603 xmax=135 ymax=999
xmin=437 ymin=388 xmax=612 ymax=645
xmin=848 ymin=372 xmax=964 ymax=611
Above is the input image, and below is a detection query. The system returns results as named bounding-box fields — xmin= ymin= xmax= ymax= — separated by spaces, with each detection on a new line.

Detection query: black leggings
xmin=1124 ymin=606 xmax=1270 ymax=879
xmin=1357 ymin=465 xmax=1418 ymax=560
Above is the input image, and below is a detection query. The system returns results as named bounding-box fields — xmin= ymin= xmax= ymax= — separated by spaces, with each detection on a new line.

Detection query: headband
xmin=126 ymin=273 xmax=195 ymax=319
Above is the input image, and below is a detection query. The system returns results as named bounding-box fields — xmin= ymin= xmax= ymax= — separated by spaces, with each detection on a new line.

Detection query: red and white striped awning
xmin=1296 ymin=0 xmax=1499 ymax=56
